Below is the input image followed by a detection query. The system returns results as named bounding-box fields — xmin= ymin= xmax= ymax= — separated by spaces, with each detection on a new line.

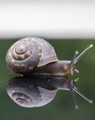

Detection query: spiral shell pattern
xmin=6 ymin=38 xmax=42 ymax=73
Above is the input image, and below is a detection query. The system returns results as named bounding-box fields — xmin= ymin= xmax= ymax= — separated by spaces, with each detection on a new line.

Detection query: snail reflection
xmin=6 ymin=37 xmax=93 ymax=109
xmin=6 ymin=75 xmax=92 ymax=109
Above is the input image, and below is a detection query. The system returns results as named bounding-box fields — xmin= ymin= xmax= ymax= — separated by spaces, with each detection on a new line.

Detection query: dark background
xmin=0 ymin=38 xmax=95 ymax=120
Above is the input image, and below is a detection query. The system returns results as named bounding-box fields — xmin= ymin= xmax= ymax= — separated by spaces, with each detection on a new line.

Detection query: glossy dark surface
xmin=0 ymin=38 xmax=95 ymax=120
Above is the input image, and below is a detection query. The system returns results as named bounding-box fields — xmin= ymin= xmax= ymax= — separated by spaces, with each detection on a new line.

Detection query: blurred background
xmin=0 ymin=0 xmax=95 ymax=120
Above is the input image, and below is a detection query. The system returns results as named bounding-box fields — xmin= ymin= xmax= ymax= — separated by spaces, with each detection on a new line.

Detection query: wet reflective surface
xmin=0 ymin=39 xmax=95 ymax=120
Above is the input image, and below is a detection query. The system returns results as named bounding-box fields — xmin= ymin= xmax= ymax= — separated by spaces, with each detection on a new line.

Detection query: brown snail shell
xmin=6 ymin=37 xmax=58 ymax=74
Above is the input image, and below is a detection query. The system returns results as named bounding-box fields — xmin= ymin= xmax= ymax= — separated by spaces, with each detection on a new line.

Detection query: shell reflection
xmin=6 ymin=76 xmax=58 ymax=108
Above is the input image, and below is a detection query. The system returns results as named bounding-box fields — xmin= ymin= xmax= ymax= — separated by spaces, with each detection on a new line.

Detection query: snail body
xmin=6 ymin=37 xmax=93 ymax=109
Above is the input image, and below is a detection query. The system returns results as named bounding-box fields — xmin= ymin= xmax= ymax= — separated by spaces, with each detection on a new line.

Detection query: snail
xmin=6 ymin=37 xmax=93 ymax=109
xmin=6 ymin=37 xmax=93 ymax=76
xmin=7 ymin=75 xmax=93 ymax=109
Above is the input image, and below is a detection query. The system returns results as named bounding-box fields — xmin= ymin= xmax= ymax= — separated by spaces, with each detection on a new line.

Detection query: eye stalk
xmin=69 ymin=44 xmax=93 ymax=75
xmin=73 ymin=44 xmax=93 ymax=64
xmin=70 ymin=78 xmax=93 ymax=109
